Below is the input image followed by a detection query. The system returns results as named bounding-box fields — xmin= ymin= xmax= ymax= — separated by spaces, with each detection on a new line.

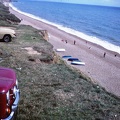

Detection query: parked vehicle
xmin=0 ymin=27 xmax=16 ymax=42
xmin=0 ymin=67 xmax=20 ymax=120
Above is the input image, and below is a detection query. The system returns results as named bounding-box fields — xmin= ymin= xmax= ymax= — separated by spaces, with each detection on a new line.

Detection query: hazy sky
xmin=38 ymin=0 xmax=120 ymax=7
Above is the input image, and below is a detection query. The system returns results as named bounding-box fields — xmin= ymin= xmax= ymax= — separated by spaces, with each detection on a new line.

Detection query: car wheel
xmin=3 ymin=35 xmax=11 ymax=42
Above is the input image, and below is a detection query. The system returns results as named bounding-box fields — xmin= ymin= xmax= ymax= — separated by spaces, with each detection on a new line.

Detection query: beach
xmin=9 ymin=7 xmax=120 ymax=97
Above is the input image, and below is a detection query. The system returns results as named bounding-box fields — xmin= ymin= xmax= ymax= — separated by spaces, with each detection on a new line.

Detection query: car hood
xmin=0 ymin=67 xmax=16 ymax=93
xmin=0 ymin=27 xmax=15 ymax=34
xmin=0 ymin=77 xmax=15 ymax=93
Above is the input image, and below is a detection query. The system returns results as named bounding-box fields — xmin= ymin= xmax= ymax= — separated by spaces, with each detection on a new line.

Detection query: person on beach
xmin=103 ymin=52 xmax=106 ymax=57
xmin=65 ymin=40 xmax=67 ymax=43
xmin=74 ymin=40 xmax=76 ymax=45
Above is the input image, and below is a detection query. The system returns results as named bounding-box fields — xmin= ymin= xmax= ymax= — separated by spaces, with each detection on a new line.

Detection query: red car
xmin=0 ymin=67 xmax=20 ymax=120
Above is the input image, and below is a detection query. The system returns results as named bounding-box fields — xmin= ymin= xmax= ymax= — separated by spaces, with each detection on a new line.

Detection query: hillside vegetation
xmin=0 ymin=2 xmax=120 ymax=120
xmin=0 ymin=2 xmax=21 ymax=26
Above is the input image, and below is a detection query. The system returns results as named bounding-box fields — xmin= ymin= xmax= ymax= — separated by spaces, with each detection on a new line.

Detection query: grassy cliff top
xmin=0 ymin=3 xmax=120 ymax=120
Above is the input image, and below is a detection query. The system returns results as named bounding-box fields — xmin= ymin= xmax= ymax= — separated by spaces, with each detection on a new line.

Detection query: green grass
xmin=0 ymin=3 xmax=120 ymax=120
xmin=0 ymin=25 xmax=120 ymax=120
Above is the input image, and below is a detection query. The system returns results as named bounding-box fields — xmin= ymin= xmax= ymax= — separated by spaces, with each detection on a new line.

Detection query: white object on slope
xmin=56 ymin=48 xmax=66 ymax=52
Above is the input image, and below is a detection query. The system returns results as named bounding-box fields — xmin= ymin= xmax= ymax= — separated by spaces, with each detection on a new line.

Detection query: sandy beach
xmin=9 ymin=7 xmax=120 ymax=97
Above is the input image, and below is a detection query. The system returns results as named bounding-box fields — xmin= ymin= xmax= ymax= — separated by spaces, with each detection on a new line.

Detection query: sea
xmin=10 ymin=0 xmax=120 ymax=54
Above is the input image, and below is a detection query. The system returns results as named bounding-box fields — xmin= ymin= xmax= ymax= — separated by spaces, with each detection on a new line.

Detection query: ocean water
xmin=11 ymin=0 xmax=120 ymax=53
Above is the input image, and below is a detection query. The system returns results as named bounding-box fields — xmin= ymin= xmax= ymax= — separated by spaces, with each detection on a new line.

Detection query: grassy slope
xmin=0 ymin=2 xmax=20 ymax=26
xmin=0 ymin=3 xmax=120 ymax=120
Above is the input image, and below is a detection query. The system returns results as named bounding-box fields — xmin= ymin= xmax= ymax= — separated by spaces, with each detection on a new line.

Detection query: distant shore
xmin=9 ymin=6 xmax=120 ymax=97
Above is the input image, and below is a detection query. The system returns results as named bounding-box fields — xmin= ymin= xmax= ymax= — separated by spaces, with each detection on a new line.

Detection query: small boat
xmin=56 ymin=48 xmax=65 ymax=52
xmin=71 ymin=61 xmax=85 ymax=65
xmin=68 ymin=58 xmax=79 ymax=61
xmin=62 ymin=55 xmax=72 ymax=59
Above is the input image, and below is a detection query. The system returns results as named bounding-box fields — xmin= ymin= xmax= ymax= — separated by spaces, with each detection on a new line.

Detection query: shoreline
xmin=9 ymin=3 xmax=120 ymax=54
xmin=9 ymin=6 xmax=120 ymax=97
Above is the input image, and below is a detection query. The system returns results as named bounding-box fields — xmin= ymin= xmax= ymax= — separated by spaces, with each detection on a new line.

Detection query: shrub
xmin=0 ymin=2 xmax=21 ymax=25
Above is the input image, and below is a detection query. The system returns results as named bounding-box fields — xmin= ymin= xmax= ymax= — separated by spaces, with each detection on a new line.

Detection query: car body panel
xmin=0 ymin=27 xmax=16 ymax=40
xmin=0 ymin=78 xmax=14 ymax=93
xmin=0 ymin=67 xmax=20 ymax=120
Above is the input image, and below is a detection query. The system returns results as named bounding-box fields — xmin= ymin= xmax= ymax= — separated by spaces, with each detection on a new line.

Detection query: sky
xmin=37 ymin=0 xmax=120 ymax=7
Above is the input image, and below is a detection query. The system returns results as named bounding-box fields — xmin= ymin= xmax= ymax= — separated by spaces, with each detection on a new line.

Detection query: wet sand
xmin=10 ymin=7 xmax=120 ymax=97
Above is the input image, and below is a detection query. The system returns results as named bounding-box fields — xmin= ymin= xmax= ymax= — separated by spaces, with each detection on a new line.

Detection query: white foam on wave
xmin=10 ymin=3 xmax=120 ymax=54
xmin=58 ymin=26 xmax=120 ymax=54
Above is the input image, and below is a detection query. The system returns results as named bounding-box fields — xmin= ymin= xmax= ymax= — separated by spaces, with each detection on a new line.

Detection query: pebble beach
xmin=9 ymin=7 xmax=120 ymax=97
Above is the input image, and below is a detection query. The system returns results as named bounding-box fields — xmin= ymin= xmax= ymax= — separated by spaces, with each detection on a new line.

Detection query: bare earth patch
xmin=21 ymin=47 xmax=41 ymax=55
